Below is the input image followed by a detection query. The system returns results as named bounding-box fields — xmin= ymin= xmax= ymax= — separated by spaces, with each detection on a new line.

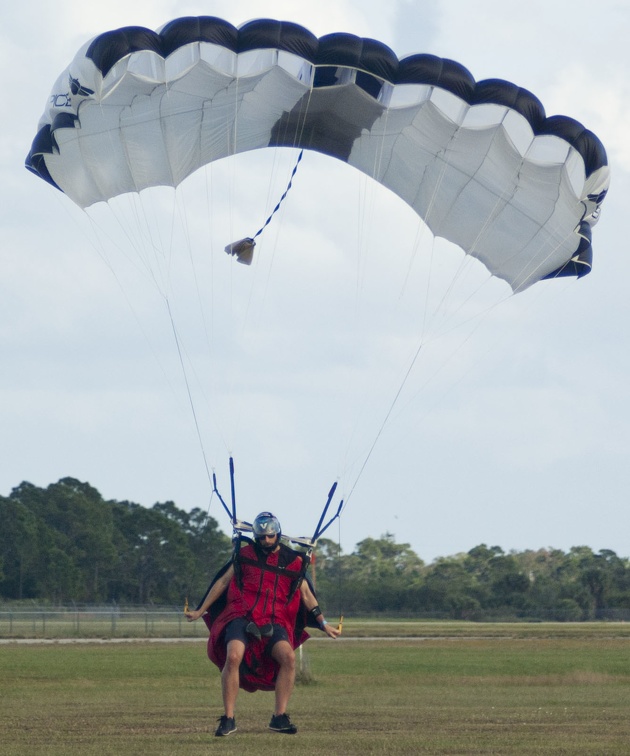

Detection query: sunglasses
xmin=256 ymin=534 xmax=278 ymax=541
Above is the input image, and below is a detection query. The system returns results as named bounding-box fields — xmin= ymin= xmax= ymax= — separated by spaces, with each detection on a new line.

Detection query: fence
xmin=3 ymin=607 xmax=630 ymax=640
xmin=0 ymin=608 xmax=208 ymax=639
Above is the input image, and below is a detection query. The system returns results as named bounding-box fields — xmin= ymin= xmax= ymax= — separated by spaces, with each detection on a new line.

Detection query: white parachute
xmin=27 ymin=16 xmax=609 ymax=293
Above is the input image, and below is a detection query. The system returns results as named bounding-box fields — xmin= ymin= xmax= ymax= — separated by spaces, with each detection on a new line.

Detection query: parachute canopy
xmin=26 ymin=16 xmax=609 ymax=292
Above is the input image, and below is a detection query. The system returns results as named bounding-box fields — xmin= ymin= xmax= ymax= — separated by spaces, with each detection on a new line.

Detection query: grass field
xmin=5 ymin=612 xmax=630 ymax=640
xmin=1 ymin=626 xmax=630 ymax=754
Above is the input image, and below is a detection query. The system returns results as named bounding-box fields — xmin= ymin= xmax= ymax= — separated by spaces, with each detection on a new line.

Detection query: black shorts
xmin=224 ymin=617 xmax=289 ymax=651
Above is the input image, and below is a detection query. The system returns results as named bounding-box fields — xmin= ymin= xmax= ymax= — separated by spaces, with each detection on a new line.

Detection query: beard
xmin=257 ymin=538 xmax=278 ymax=555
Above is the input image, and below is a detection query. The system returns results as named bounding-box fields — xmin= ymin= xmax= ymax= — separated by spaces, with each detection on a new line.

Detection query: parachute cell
xmin=26 ymin=16 xmax=609 ymax=292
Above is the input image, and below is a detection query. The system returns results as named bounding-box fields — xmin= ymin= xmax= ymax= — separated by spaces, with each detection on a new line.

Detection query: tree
xmin=340 ymin=534 xmax=425 ymax=612
xmin=0 ymin=496 xmax=39 ymax=599
xmin=3 ymin=477 xmax=630 ymax=618
xmin=184 ymin=507 xmax=232 ymax=602
xmin=110 ymin=501 xmax=193 ymax=603
xmin=47 ymin=478 xmax=118 ymax=601
xmin=464 ymin=544 xmax=530 ymax=611
xmin=1 ymin=479 xmax=232 ymax=605
xmin=417 ymin=556 xmax=479 ymax=618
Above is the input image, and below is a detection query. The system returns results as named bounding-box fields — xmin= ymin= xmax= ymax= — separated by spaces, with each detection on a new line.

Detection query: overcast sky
xmin=2 ymin=0 xmax=629 ymax=564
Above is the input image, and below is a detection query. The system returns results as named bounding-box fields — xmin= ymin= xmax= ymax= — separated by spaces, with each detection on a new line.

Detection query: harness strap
xmin=233 ymin=538 xmax=311 ymax=607
xmin=237 ymin=555 xmax=303 ymax=579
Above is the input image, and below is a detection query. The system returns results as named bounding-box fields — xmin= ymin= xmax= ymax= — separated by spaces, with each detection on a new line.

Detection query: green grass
xmin=5 ymin=612 xmax=630 ymax=640
xmin=1 ymin=634 xmax=630 ymax=754
xmin=338 ymin=619 xmax=630 ymax=639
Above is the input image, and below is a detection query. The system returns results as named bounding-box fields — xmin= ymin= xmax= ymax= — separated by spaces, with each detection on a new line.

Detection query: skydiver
xmin=185 ymin=511 xmax=340 ymax=736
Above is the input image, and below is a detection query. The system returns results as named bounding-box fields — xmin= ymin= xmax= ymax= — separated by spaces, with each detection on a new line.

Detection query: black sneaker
xmin=215 ymin=715 xmax=237 ymax=736
xmin=269 ymin=713 xmax=298 ymax=734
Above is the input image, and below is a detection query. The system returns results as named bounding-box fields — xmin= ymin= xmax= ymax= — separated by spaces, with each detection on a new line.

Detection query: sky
xmin=2 ymin=0 xmax=629 ymax=564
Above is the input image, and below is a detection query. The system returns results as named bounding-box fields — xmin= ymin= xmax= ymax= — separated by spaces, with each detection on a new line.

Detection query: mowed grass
xmin=1 ymin=633 xmax=630 ymax=755
xmin=5 ymin=614 xmax=630 ymax=641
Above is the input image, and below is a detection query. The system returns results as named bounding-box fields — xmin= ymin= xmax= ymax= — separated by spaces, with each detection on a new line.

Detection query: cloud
xmin=3 ymin=0 xmax=629 ymax=562
xmin=546 ymin=66 xmax=630 ymax=172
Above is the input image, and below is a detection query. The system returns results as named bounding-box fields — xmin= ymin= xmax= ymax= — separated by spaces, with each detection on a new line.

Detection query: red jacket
xmin=202 ymin=542 xmax=310 ymax=691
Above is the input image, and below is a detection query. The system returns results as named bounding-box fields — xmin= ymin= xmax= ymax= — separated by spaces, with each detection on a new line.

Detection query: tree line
xmin=0 ymin=478 xmax=231 ymax=605
xmin=1 ymin=478 xmax=629 ymax=620
xmin=314 ymin=538 xmax=630 ymax=621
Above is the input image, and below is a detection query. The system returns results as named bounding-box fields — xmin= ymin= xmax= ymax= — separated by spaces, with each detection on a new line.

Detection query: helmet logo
xmin=253 ymin=512 xmax=281 ymax=537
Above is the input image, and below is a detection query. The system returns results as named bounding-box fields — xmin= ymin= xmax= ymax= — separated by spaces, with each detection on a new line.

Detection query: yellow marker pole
xmin=184 ymin=597 xmax=189 ymax=614
xmin=337 ymin=615 xmax=344 ymax=635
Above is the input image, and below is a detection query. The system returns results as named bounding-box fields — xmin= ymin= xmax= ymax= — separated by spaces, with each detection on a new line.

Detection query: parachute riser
xmin=312 ymin=498 xmax=343 ymax=541
xmin=212 ymin=470 xmax=234 ymax=522
xmin=213 ymin=458 xmax=342 ymax=550
xmin=212 ymin=457 xmax=343 ymax=617
xmin=311 ymin=481 xmax=343 ymax=542
xmin=229 ymin=457 xmax=237 ymax=523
